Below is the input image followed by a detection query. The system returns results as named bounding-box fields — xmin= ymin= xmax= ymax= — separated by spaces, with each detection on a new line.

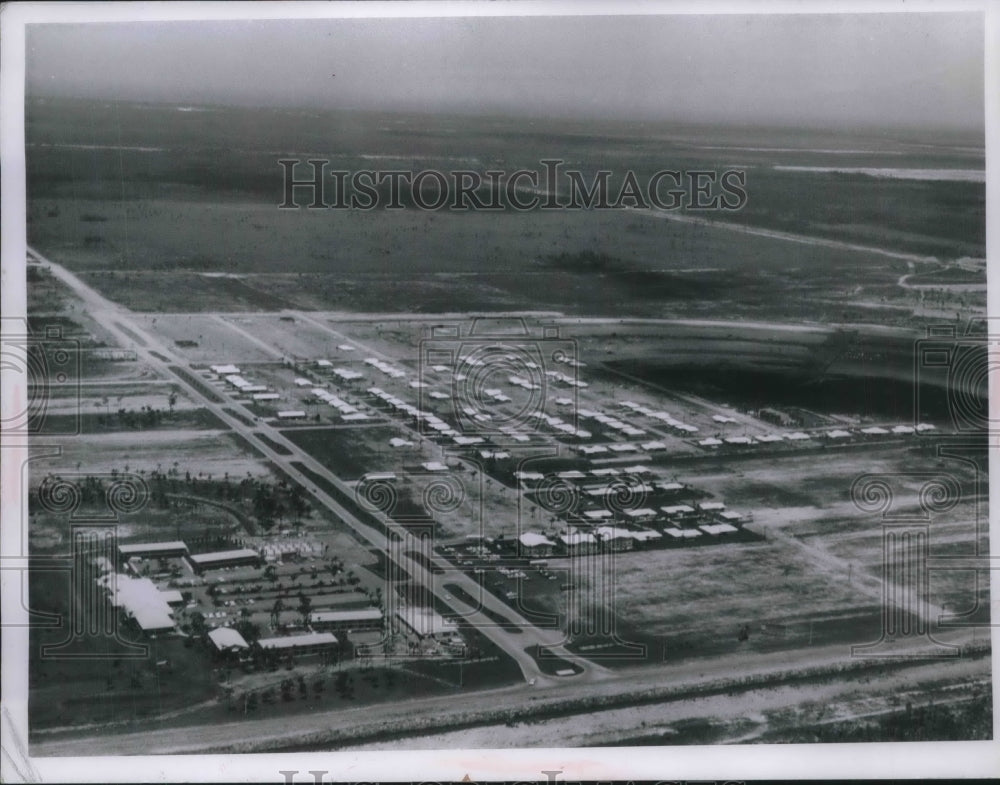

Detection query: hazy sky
xmin=26 ymin=12 xmax=984 ymax=130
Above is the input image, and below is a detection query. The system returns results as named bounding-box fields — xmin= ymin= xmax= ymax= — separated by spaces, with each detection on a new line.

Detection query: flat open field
xmin=26 ymin=98 xmax=984 ymax=323
xmin=29 ymin=429 xmax=269 ymax=483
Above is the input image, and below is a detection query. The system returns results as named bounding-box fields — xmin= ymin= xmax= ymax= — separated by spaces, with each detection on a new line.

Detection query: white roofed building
xmin=558 ymin=531 xmax=598 ymax=555
xmin=100 ymin=574 xmax=176 ymax=635
xmin=519 ymin=532 xmax=556 ymax=557
xmin=594 ymin=526 xmax=636 ymax=551
xmin=187 ymin=548 xmax=260 ymax=573
xmin=395 ymin=606 xmax=457 ymax=640
xmin=256 ymin=632 xmax=339 ymax=658
xmin=208 ymin=627 xmax=250 ymax=656
xmin=118 ymin=541 xmax=188 ymax=559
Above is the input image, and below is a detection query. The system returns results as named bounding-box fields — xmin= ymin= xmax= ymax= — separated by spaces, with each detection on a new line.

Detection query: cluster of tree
xmin=250 ymin=477 xmax=310 ymax=530
xmin=120 ymin=466 xmax=310 ymax=532
xmin=235 ymin=607 xmax=260 ymax=643
xmin=187 ymin=532 xmax=246 ymax=551
xmin=91 ymin=392 xmax=177 ymax=430
xmin=334 ymin=671 xmax=354 ymax=700
xmin=234 ymin=674 xmax=329 ymax=714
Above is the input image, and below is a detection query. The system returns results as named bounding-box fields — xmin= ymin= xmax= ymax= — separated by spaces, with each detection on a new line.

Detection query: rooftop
xmin=257 ymin=632 xmax=339 ymax=650
xmin=208 ymin=626 xmax=249 ymax=650
xmin=311 ymin=608 xmax=383 ymax=623
xmin=519 ymin=532 xmax=557 ymax=547
xmin=119 ymin=541 xmax=188 ymax=555
xmin=188 ymin=548 xmax=259 ymax=565
xmin=103 ymin=574 xmax=175 ymax=631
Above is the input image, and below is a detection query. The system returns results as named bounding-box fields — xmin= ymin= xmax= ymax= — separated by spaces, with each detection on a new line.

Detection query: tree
xmin=297 ymin=593 xmax=312 ymax=627
xmin=270 ymin=598 xmax=285 ymax=627
xmin=190 ymin=611 xmax=206 ymax=637
xmin=236 ymin=618 xmax=260 ymax=643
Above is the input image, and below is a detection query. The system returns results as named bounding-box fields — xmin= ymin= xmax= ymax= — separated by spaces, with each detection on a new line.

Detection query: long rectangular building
xmin=310 ymin=608 xmax=383 ymax=632
xmin=395 ymin=606 xmax=457 ymax=640
xmin=186 ymin=548 xmax=260 ymax=573
xmin=118 ymin=541 xmax=189 ymax=559
xmin=255 ymin=632 xmax=339 ymax=656
xmin=99 ymin=573 xmax=176 ymax=634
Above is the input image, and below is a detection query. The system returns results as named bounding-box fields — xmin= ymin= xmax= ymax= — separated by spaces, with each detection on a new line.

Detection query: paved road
xmin=31 ymin=633 xmax=985 ymax=755
xmin=28 ymin=247 xmax=603 ymax=686
xmin=637 ymin=207 xmax=944 ymax=265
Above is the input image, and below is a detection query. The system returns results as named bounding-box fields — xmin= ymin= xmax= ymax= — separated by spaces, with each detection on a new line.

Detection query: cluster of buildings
xmin=107 ymin=536 xmax=394 ymax=666
xmin=207 ymin=627 xmax=340 ymax=661
xmin=310 ymin=387 xmax=369 ymax=421
xmin=516 ymin=503 xmax=745 ymax=558
xmin=315 ymin=359 xmax=364 ymax=382
xmin=206 ymin=602 xmax=460 ymax=663
xmin=210 ymin=364 xmax=271 ymax=396
xmin=364 ymin=357 xmax=406 ymax=379
xmin=512 ymin=465 xmax=749 ymax=556
xmin=119 ymin=540 xmax=262 ymax=573
xmin=95 ymin=565 xmax=183 ymax=635
xmin=367 ymin=386 xmax=471 ymax=442
xmin=209 ymin=363 xmax=316 ymax=420
xmin=695 ymin=422 xmax=936 ymax=451
xmin=99 ymin=540 xmax=265 ymax=637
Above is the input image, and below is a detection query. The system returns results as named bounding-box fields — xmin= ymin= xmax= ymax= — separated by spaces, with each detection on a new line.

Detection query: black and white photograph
xmin=1 ymin=1 xmax=996 ymax=781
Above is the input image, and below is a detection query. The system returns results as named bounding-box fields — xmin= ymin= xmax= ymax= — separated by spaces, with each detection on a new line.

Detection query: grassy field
xmin=28 ymin=429 xmax=270 ymax=493
xmin=27 ymin=564 xmax=221 ymax=731
xmin=27 ymin=195 xmax=916 ymax=319
xmin=25 ymin=97 xmax=985 ymax=322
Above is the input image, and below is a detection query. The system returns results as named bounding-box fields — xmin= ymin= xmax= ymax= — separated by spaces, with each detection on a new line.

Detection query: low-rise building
xmin=715 ymin=510 xmax=747 ymax=527
xmin=310 ymin=608 xmax=383 ymax=633
xmin=187 ymin=548 xmax=261 ymax=573
xmin=558 ymin=531 xmax=598 ymax=555
xmin=519 ymin=532 xmax=557 ymax=558
xmin=256 ymin=632 xmax=339 ymax=658
xmin=594 ymin=526 xmax=636 ymax=552
xmin=207 ymin=627 xmax=250 ymax=658
xmin=661 ymin=504 xmax=699 ymax=525
xmin=395 ymin=606 xmax=457 ymax=640
xmin=118 ymin=541 xmax=189 ymax=560
xmin=698 ymin=501 xmax=726 ymax=514
xmin=99 ymin=573 xmax=177 ymax=635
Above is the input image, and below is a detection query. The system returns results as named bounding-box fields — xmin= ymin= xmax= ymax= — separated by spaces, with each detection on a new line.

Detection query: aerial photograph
xmin=6 ymin=4 xmax=992 ymax=763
